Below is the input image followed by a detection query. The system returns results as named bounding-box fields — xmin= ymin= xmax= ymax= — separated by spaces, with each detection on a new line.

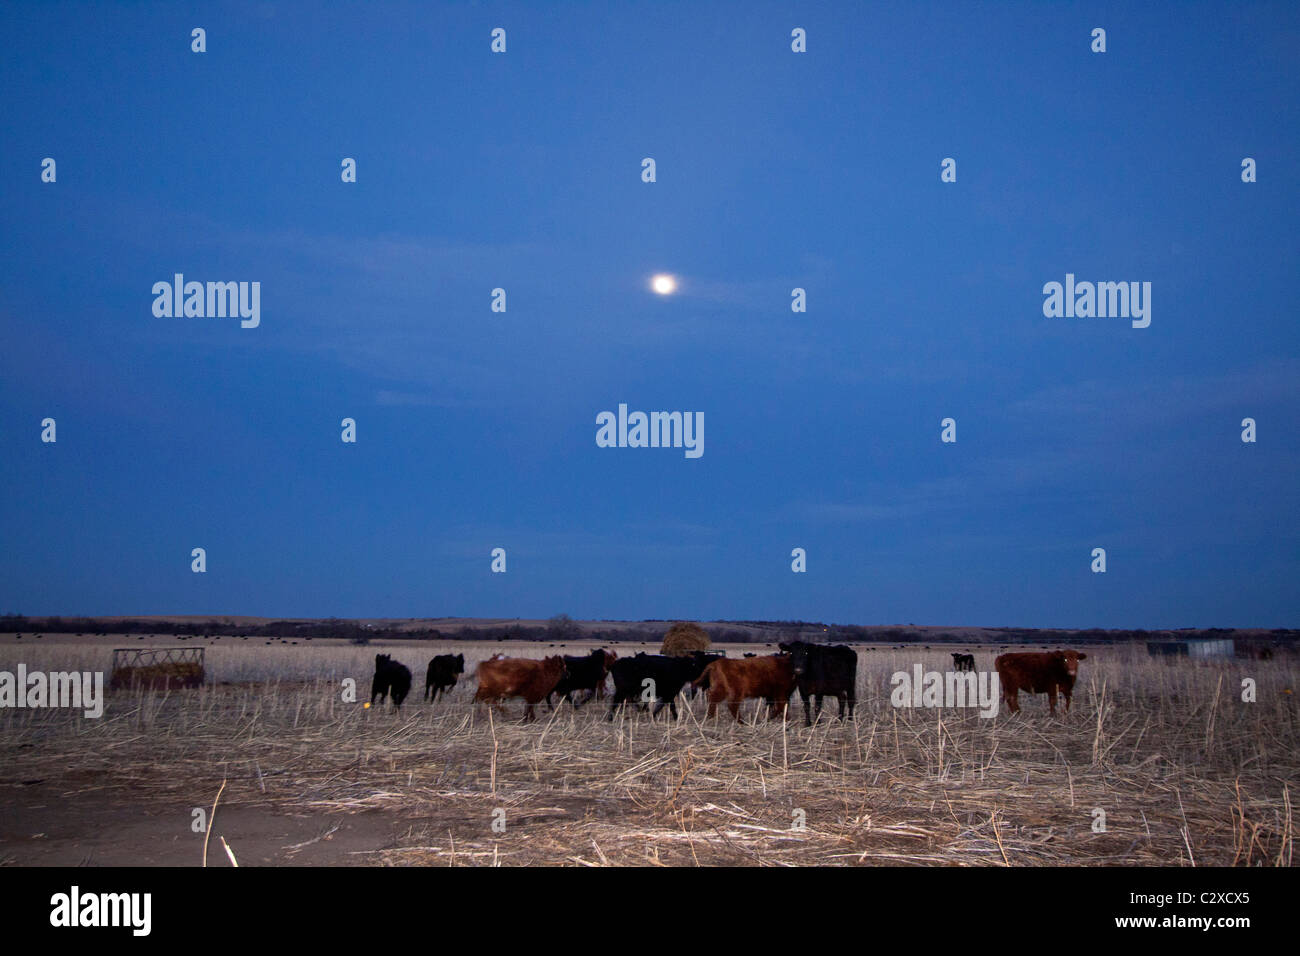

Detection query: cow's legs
xmin=1004 ymin=690 xmax=1020 ymax=714
xmin=799 ymin=688 xmax=813 ymax=726
xmin=1046 ymin=686 xmax=1058 ymax=716
xmin=607 ymin=691 xmax=628 ymax=721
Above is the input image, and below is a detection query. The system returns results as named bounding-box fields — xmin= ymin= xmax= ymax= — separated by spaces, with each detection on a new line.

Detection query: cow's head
xmin=375 ymin=654 xmax=390 ymax=667
xmin=786 ymin=643 xmax=813 ymax=677
xmin=454 ymin=654 xmax=465 ymax=673
xmin=1058 ymin=650 xmax=1087 ymax=676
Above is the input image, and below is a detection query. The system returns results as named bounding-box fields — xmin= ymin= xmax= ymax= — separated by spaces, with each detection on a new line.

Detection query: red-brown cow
xmin=995 ymin=650 xmax=1088 ymax=715
xmin=693 ymin=654 xmax=797 ymax=721
xmin=474 ymin=656 xmax=567 ymax=721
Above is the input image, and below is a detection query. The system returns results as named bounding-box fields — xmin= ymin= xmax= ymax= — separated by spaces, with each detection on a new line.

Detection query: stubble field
xmin=0 ymin=635 xmax=1294 ymax=866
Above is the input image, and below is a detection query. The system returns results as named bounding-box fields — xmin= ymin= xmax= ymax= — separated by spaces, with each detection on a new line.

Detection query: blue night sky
xmin=1 ymin=1 xmax=1297 ymax=628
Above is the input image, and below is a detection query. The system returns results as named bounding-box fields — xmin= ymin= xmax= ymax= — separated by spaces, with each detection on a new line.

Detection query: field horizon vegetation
xmin=1 ymin=616 xmax=1294 ymax=867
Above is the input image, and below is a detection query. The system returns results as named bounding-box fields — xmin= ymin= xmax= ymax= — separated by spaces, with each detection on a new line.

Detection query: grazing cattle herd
xmin=371 ymin=642 xmax=1102 ymax=723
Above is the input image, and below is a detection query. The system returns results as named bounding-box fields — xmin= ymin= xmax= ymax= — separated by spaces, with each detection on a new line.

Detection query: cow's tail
xmin=692 ymin=660 xmax=719 ymax=690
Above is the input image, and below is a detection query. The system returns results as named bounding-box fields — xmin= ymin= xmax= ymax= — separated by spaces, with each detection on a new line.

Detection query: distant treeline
xmin=2 ymin=615 xmax=1295 ymax=647
xmin=819 ymin=625 xmax=1298 ymax=647
xmin=0 ymin=614 xmax=746 ymax=645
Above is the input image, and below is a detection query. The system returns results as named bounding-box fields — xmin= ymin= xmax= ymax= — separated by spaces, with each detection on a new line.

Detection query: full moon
xmin=651 ymin=274 xmax=677 ymax=295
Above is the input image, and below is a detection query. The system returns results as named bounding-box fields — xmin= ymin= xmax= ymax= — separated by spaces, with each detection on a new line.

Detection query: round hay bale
xmin=660 ymin=622 xmax=711 ymax=657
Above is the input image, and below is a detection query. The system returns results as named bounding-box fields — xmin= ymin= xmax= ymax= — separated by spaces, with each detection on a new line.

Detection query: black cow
xmin=424 ymin=653 xmax=465 ymax=701
xmin=371 ymin=654 xmax=412 ymax=710
xmin=778 ymin=641 xmax=857 ymax=726
xmin=685 ymin=652 xmax=724 ymax=699
xmin=547 ymin=648 xmax=613 ymax=710
xmin=951 ymin=652 xmax=976 ymax=672
xmin=607 ymin=652 xmax=718 ymax=720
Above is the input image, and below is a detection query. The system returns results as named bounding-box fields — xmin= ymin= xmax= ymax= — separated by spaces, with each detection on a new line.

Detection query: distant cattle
xmin=951 ymin=652 xmax=976 ymax=672
xmin=424 ymin=653 xmax=465 ymax=702
xmin=547 ymin=648 xmax=617 ymax=710
xmin=475 ymin=656 xmax=567 ymax=721
xmin=779 ymin=641 xmax=857 ymax=726
xmin=371 ymin=654 xmax=412 ymax=710
xmin=694 ymin=654 xmax=796 ymax=721
xmin=607 ymin=652 xmax=718 ymax=720
xmin=995 ymin=650 xmax=1087 ymax=716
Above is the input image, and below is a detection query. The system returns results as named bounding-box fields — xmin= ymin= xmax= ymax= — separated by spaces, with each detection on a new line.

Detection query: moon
xmin=651 ymin=273 xmax=678 ymax=295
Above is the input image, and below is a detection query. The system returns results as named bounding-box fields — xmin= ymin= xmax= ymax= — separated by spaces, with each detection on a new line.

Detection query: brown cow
xmin=693 ymin=654 xmax=796 ymax=721
xmin=995 ymin=650 xmax=1087 ymax=715
xmin=474 ymin=656 xmax=567 ymax=721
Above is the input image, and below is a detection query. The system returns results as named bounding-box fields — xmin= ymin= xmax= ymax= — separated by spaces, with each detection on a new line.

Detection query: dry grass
xmin=1 ymin=638 xmax=1295 ymax=866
